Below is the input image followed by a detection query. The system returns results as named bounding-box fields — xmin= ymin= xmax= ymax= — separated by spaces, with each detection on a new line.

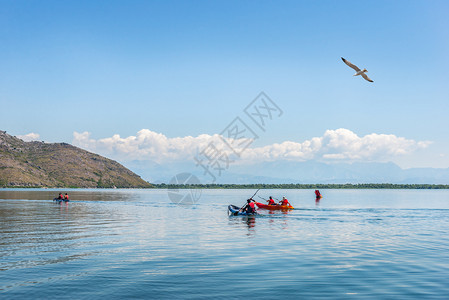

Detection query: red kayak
xmin=255 ymin=202 xmax=294 ymax=210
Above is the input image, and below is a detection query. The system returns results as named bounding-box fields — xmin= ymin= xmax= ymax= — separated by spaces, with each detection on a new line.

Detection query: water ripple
xmin=1 ymin=189 xmax=449 ymax=298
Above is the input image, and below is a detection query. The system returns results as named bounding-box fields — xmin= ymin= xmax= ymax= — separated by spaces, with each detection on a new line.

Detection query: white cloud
xmin=73 ymin=129 xmax=231 ymax=163
xmin=17 ymin=132 xmax=40 ymax=142
xmin=241 ymin=128 xmax=431 ymax=163
xmin=72 ymin=128 xmax=431 ymax=164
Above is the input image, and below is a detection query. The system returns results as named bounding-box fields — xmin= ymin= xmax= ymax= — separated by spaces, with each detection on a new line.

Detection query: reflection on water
xmin=0 ymin=188 xmax=145 ymax=202
xmin=245 ymin=216 xmax=256 ymax=229
xmin=228 ymin=216 xmax=257 ymax=237
xmin=1 ymin=188 xmax=449 ymax=299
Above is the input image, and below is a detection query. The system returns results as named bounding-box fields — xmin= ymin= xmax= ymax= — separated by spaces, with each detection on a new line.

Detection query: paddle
xmin=259 ymin=195 xmax=279 ymax=205
xmin=257 ymin=195 xmax=273 ymax=204
xmin=250 ymin=188 xmax=260 ymax=200
xmin=275 ymin=197 xmax=287 ymax=205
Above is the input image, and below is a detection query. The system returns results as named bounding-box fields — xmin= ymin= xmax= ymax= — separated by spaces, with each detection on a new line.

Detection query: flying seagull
xmin=341 ymin=57 xmax=373 ymax=82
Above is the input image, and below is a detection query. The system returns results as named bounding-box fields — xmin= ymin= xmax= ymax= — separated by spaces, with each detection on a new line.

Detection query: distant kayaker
xmin=279 ymin=197 xmax=290 ymax=206
xmin=53 ymin=193 xmax=63 ymax=202
xmin=64 ymin=193 xmax=69 ymax=201
xmin=267 ymin=196 xmax=276 ymax=205
xmin=315 ymin=190 xmax=322 ymax=199
xmin=242 ymin=199 xmax=257 ymax=214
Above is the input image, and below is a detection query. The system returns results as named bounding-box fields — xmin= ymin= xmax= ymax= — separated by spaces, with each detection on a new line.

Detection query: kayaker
xmin=242 ymin=199 xmax=257 ymax=214
xmin=315 ymin=190 xmax=322 ymax=198
xmin=267 ymin=196 xmax=276 ymax=205
xmin=279 ymin=197 xmax=290 ymax=206
xmin=64 ymin=193 xmax=69 ymax=201
xmin=57 ymin=193 xmax=63 ymax=200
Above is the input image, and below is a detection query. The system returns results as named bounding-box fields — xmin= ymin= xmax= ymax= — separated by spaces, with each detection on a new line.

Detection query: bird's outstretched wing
xmin=341 ymin=57 xmax=361 ymax=72
xmin=361 ymin=73 xmax=374 ymax=82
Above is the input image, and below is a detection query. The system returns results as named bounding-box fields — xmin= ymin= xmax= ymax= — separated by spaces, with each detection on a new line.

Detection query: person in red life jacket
xmin=280 ymin=196 xmax=290 ymax=206
xmin=54 ymin=193 xmax=62 ymax=202
xmin=64 ymin=193 xmax=69 ymax=201
xmin=243 ymin=199 xmax=257 ymax=214
xmin=315 ymin=190 xmax=322 ymax=198
xmin=267 ymin=196 xmax=276 ymax=205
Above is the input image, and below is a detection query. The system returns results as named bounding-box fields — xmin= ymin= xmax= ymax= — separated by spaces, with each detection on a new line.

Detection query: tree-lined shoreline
xmin=3 ymin=183 xmax=449 ymax=189
xmin=152 ymin=183 xmax=449 ymax=189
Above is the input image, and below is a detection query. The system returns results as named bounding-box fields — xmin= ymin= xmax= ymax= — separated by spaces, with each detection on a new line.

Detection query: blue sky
xmin=1 ymin=0 xmax=448 ymax=169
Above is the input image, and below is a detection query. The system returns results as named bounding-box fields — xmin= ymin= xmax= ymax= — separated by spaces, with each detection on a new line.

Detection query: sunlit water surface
xmin=1 ymin=189 xmax=448 ymax=299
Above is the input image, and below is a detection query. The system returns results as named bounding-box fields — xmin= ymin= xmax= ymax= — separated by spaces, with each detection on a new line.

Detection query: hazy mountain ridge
xmin=0 ymin=131 xmax=151 ymax=188
xmin=124 ymin=159 xmax=449 ymax=184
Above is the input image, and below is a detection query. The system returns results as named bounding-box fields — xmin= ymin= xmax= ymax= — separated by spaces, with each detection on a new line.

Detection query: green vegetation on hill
xmin=0 ymin=131 xmax=152 ymax=188
xmin=153 ymin=183 xmax=449 ymax=189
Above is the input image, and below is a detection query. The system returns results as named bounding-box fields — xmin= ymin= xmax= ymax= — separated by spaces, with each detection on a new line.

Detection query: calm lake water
xmin=1 ymin=189 xmax=448 ymax=299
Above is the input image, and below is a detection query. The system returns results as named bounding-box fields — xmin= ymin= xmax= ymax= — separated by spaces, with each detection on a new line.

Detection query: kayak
xmin=228 ymin=204 xmax=257 ymax=216
xmin=53 ymin=198 xmax=69 ymax=203
xmin=255 ymin=202 xmax=294 ymax=210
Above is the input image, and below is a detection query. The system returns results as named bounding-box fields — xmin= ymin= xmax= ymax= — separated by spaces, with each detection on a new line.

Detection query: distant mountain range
xmin=124 ymin=159 xmax=449 ymax=185
xmin=0 ymin=131 xmax=151 ymax=188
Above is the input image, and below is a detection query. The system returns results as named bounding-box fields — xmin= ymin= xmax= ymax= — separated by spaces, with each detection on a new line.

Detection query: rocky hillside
xmin=0 ymin=131 xmax=152 ymax=188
